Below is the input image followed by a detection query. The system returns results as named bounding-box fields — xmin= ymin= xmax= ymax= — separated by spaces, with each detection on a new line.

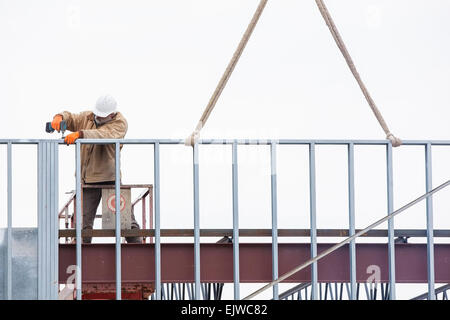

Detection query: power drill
xmin=45 ymin=120 xmax=67 ymax=138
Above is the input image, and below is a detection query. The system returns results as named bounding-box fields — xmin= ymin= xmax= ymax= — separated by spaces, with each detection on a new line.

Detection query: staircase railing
xmin=244 ymin=179 xmax=450 ymax=300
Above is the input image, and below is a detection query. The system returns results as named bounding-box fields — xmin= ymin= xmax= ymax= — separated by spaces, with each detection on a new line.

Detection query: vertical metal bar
xmin=345 ymin=283 xmax=351 ymax=299
xmin=193 ymin=143 xmax=201 ymax=300
xmin=270 ymin=142 xmax=279 ymax=300
xmin=53 ymin=142 xmax=59 ymax=299
xmin=232 ymin=142 xmax=240 ymax=300
xmin=65 ymin=207 xmax=69 ymax=229
xmin=309 ymin=143 xmax=318 ymax=300
xmin=319 ymin=283 xmax=322 ymax=300
xmin=75 ymin=141 xmax=82 ymax=300
xmin=208 ymin=283 xmax=212 ymax=300
xmin=142 ymin=193 xmax=147 ymax=243
xmin=115 ymin=142 xmax=122 ymax=300
xmin=37 ymin=142 xmax=42 ymax=298
xmin=386 ymin=143 xmax=396 ymax=299
xmin=149 ymin=187 xmax=154 ymax=244
xmin=49 ymin=142 xmax=54 ymax=299
xmin=7 ymin=142 xmax=12 ymax=300
xmin=357 ymin=283 xmax=360 ymax=300
xmin=329 ymin=283 xmax=333 ymax=300
xmin=335 ymin=283 xmax=338 ymax=300
xmin=40 ymin=142 xmax=46 ymax=299
xmin=71 ymin=198 xmax=75 ymax=229
xmin=44 ymin=142 xmax=48 ymax=299
xmin=347 ymin=143 xmax=356 ymax=300
xmin=50 ymin=142 xmax=57 ymax=299
xmin=187 ymin=283 xmax=192 ymax=300
xmin=385 ymin=283 xmax=390 ymax=300
xmin=154 ymin=142 xmax=161 ymax=299
xmin=372 ymin=282 xmax=376 ymax=300
xmin=45 ymin=142 xmax=50 ymax=299
xmin=38 ymin=141 xmax=48 ymax=299
xmin=364 ymin=283 xmax=370 ymax=300
xmin=51 ymin=142 xmax=55 ymax=299
xmin=172 ymin=283 xmax=180 ymax=300
xmin=201 ymin=283 xmax=206 ymax=300
xmin=425 ymin=143 xmax=436 ymax=300
xmin=161 ymin=283 xmax=166 ymax=300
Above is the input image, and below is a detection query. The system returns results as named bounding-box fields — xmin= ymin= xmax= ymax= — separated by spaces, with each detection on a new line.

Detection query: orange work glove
xmin=51 ymin=115 xmax=63 ymax=131
xmin=64 ymin=132 xmax=80 ymax=145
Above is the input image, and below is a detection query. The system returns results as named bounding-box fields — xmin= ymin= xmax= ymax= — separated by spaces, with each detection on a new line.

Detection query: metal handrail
xmin=412 ymin=284 xmax=450 ymax=300
xmin=58 ymin=183 xmax=154 ymax=251
xmin=131 ymin=189 xmax=149 ymax=207
xmin=243 ymin=179 xmax=450 ymax=300
xmin=58 ymin=191 xmax=76 ymax=242
xmin=58 ymin=191 xmax=75 ymax=219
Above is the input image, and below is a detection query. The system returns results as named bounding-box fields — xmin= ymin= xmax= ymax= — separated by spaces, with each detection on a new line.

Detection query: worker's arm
xmin=80 ymin=118 xmax=128 ymax=139
xmin=57 ymin=111 xmax=90 ymax=132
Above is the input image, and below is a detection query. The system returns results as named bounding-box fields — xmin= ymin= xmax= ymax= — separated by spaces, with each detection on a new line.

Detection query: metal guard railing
xmin=1 ymin=138 xmax=449 ymax=300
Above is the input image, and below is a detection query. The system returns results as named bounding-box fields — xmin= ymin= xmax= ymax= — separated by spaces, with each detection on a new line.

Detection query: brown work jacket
xmin=59 ymin=111 xmax=127 ymax=183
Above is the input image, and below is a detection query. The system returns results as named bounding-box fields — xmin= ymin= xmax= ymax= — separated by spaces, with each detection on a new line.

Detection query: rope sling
xmin=186 ymin=0 xmax=402 ymax=147
xmin=314 ymin=0 xmax=401 ymax=147
xmin=185 ymin=0 xmax=269 ymax=146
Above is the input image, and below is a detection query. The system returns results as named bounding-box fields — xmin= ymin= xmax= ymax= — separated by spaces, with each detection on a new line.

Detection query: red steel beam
xmin=59 ymin=243 xmax=450 ymax=284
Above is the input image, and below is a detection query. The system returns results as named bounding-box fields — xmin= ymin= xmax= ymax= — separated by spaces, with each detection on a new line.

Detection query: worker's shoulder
xmin=114 ymin=112 xmax=128 ymax=125
xmin=78 ymin=110 xmax=95 ymax=119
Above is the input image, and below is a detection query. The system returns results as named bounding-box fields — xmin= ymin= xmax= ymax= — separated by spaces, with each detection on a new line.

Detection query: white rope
xmin=185 ymin=0 xmax=402 ymax=148
xmin=315 ymin=0 xmax=402 ymax=147
xmin=185 ymin=0 xmax=269 ymax=146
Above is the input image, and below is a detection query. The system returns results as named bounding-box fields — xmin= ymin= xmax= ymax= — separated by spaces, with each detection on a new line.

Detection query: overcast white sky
xmin=1 ymin=0 xmax=450 ymax=299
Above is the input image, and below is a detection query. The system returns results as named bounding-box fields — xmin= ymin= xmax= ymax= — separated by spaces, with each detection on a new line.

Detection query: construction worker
xmin=50 ymin=94 xmax=142 ymax=244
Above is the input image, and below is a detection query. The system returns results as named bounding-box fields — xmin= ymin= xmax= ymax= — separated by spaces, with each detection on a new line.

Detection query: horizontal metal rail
xmin=3 ymin=138 xmax=450 ymax=145
xmin=58 ymin=228 xmax=450 ymax=238
xmin=243 ymin=179 xmax=450 ymax=300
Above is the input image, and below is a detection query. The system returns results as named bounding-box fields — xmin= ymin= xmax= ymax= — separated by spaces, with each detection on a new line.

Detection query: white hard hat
xmin=93 ymin=94 xmax=117 ymax=117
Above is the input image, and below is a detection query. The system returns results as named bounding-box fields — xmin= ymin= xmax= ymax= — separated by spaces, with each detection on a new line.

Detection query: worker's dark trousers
xmin=82 ymin=181 xmax=142 ymax=244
